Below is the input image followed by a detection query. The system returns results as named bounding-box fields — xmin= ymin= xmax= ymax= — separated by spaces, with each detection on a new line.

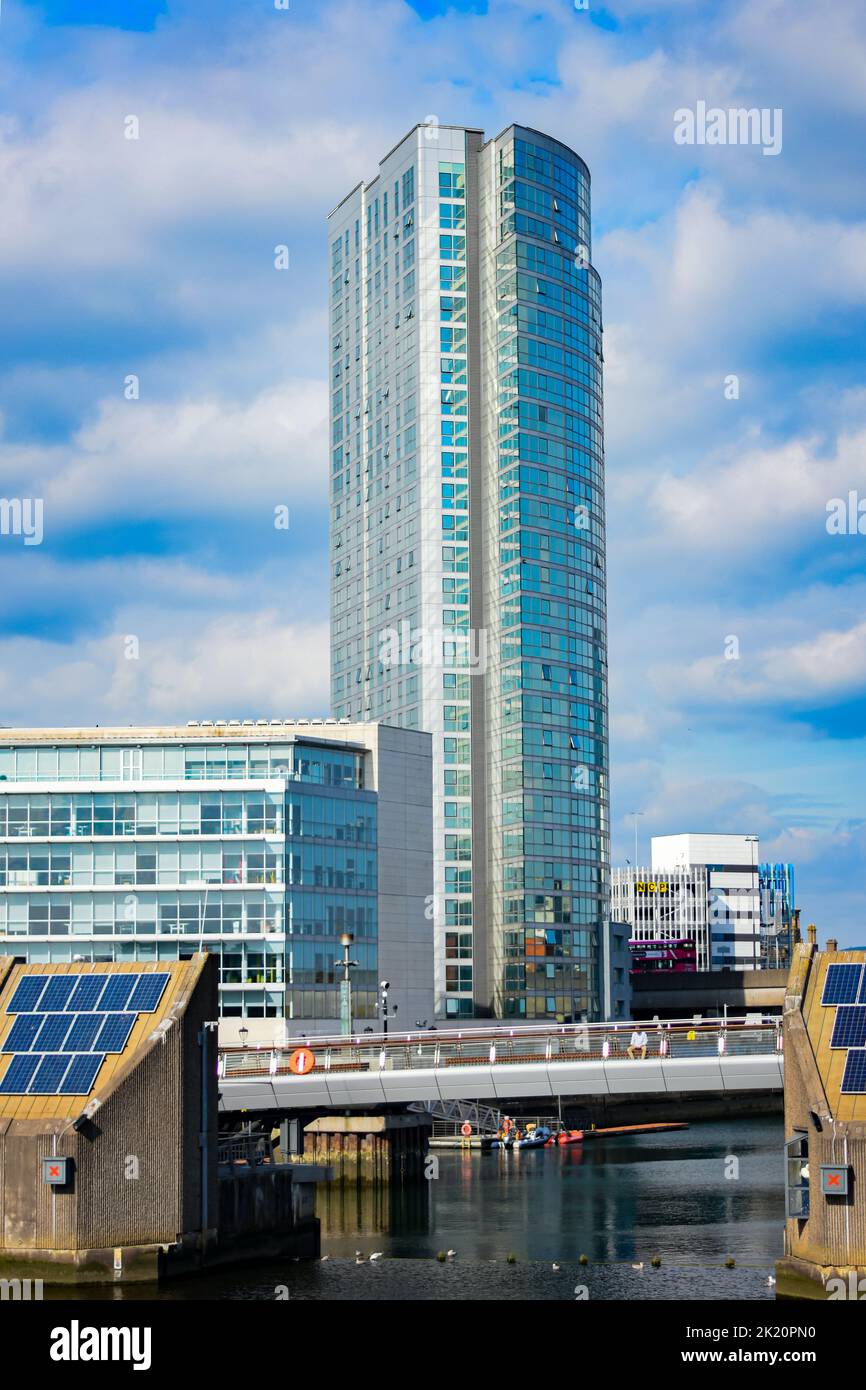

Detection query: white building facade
xmin=612 ymin=833 xmax=763 ymax=972
xmin=328 ymin=123 xmax=609 ymax=1021
xmin=0 ymin=722 xmax=433 ymax=1042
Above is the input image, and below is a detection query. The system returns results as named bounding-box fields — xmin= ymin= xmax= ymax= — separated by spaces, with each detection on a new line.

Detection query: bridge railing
xmin=218 ymin=1018 xmax=783 ymax=1081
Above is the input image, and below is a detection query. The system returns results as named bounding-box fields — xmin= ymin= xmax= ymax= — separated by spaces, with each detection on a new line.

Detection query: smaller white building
xmin=612 ymin=833 xmax=762 ymax=973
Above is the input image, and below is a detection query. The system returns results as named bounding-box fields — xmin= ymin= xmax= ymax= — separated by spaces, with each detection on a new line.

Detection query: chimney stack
xmin=827 ymin=938 xmax=838 ymax=952
xmin=807 ymin=923 xmax=817 ymax=945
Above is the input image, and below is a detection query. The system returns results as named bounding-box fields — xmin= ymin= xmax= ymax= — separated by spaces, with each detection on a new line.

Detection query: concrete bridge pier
xmin=302 ymin=1114 xmax=431 ymax=1185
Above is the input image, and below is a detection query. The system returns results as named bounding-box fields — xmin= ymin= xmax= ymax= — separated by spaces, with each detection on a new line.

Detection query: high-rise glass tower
xmin=328 ymin=124 xmax=609 ymax=1021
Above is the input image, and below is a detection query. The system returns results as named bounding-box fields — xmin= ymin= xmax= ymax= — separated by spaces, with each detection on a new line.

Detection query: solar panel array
xmin=0 ymin=1052 xmax=104 ymax=1097
xmin=842 ymin=1049 xmax=866 ymax=1095
xmin=830 ymin=1006 xmax=866 ymax=1050
xmin=6 ymin=972 xmax=168 ymax=1016
xmin=0 ymin=972 xmax=170 ymax=1097
xmin=820 ymin=963 xmax=863 ymax=1006
xmin=4 ymin=1011 xmax=136 ymax=1055
xmin=821 ymin=964 xmax=866 ymax=1094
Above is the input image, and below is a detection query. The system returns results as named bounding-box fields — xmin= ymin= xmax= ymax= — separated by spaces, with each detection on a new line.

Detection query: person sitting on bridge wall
xmin=627 ymin=1027 xmax=648 ymax=1060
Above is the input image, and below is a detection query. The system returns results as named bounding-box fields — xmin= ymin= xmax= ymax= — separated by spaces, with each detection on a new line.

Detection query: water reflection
xmin=320 ymin=1116 xmax=784 ymax=1267
xmin=46 ymin=1116 xmax=784 ymax=1301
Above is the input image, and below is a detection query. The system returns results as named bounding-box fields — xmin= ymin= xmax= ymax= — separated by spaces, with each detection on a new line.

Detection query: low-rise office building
xmin=612 ymin=833 xmax=775 ymax=973
xmin=0 ymin=721 xmax=433 ymax=1042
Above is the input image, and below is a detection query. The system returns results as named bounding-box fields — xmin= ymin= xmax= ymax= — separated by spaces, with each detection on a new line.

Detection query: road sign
xmin=461 ymin=1122 xmax=472 ymax=1137
xmin=288 ymin=1047 xmax=316 ymax=1076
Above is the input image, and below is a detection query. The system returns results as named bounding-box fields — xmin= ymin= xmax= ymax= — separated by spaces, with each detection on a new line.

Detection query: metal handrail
xmin=219 ymin=1019 xmax=782 ymax=1080
xmin=220 ymin=1015 xmax=780 ymax=1054
xmin=217 ymin=1132 xmax=274 ymax=1165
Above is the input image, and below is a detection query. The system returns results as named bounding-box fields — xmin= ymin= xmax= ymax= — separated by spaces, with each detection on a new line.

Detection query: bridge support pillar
xmin=302 ymin=1115 xmax=430 ymax=1184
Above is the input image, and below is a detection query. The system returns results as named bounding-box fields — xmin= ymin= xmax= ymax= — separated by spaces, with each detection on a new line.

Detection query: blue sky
xmin=1 ymin=0 xmax=865 ymax=939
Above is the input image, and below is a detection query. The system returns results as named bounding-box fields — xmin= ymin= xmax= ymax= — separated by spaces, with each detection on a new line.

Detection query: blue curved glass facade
xmin=483 ymin=128 xmax=608 ymax=1019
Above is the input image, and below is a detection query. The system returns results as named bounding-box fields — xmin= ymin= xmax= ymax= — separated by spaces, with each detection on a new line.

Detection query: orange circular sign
xmin=288 ymin=1047 xmax=316 ymax=1075
xmin=461 ymin=1122 xmax=472 ymax=1137
xmin=502 ymin=1117 xmax=513 ymax=1132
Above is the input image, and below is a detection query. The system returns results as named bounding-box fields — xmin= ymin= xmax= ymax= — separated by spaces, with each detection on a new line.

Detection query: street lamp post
xmin=339 ymin=932 xmax=359 ymax=1037
xmin=379 ymin=981 xmax=397 ymax=1037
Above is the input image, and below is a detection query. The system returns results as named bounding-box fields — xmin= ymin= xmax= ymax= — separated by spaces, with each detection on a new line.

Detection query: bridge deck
xmin=217 ymin=1019 xmax=784 ymax=1113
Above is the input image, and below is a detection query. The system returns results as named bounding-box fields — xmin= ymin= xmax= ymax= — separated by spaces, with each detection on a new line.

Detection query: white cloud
xmin=0 ymin=381 xmax=328 ymax=526
xmin=646 ymin=425 xmax=866 ymax=554
xmin=670 ymin=617 xmax=866 ymax=708
xmin=0 ymin=611 xmax=330 ymax=726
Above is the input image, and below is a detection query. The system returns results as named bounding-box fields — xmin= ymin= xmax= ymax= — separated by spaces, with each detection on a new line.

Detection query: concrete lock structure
xmin=302 ymin=1114 xmax=431 ymax=1185
xmin=0 ymin=957 xmax=328 ymax=1284
xmin=778 ymin=937 xmax=866 ymax=1299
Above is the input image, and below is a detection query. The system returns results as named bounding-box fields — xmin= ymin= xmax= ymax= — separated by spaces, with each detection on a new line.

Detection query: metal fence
xmin=217 ymin=1131 xmax=274 ymax=1165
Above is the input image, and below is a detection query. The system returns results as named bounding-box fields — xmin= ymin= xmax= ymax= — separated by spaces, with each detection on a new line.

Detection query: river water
xmin=55 ymin=1116 xmax=784 ymax=1301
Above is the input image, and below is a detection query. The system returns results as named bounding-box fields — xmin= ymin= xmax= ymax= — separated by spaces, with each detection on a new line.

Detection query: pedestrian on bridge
xmin=627 ymin=1028 xmax=648 ymax=1060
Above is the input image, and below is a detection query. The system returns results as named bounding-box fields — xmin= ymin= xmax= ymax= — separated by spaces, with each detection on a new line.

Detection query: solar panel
xmin=60 ymin=1053 xmax=104 ymax=1095
xmin=3 ymin=1014 xmax=43 ymax=1052
xmin=821 ymin=964 xmax=863 ymax=1006
xmin=62 ymin=1014 xmax=105 ymax=1052
xmin=0 ymin=1054 xmax=41 ymax=1093
xmin=859 ymin=974 xmax=866 ymax=1005
xmin=127 ymin=973 xmax=169 ymax=1013
xmin=830 ymin=1006 xmax=866 ymax=1050
xmin=6 ymin=976 xmax=48 ymax=1013
xmin=33 ymin=1014 xmax=74 ymax=1052
xmin=94 ymin=1013 xmax=136 ymax=1053
xmin=66 ymin=975 xmax=108 ymax=1012
xmin=29 ymin=1054 xmax=72 ymax=1094
xmin=39 ymin=977 xmax=78 ymax=1012
xmin=841 ymin=1049 xmax=866 ymax=1094
xmin=97 ymin=975 xmax=139 ymax=1011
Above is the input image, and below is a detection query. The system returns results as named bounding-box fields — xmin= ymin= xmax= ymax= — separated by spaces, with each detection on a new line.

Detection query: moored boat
xmin=555 ymin=1128 xmax=584 ymax=1146
xmin=513 ymin=1124 xmax=552 ymax=1149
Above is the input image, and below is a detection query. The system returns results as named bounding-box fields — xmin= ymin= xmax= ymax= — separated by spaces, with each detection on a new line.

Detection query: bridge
xmin=217 ymin=1017 xmax=784 ymax=1118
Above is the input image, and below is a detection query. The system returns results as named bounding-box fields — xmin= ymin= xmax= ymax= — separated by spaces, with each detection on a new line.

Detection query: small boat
xmin=513 ymin=1124 xmax=553 ymax=1149
xmin=552 ymin=1128 xmax=584 ymax=1146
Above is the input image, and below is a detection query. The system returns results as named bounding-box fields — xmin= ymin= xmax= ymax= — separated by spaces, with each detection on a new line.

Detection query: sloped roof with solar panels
xmin=802 ymin=948 xmax=866 ymax=1121
xmin=0 ymin=959 xmax=204 ymax=1120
